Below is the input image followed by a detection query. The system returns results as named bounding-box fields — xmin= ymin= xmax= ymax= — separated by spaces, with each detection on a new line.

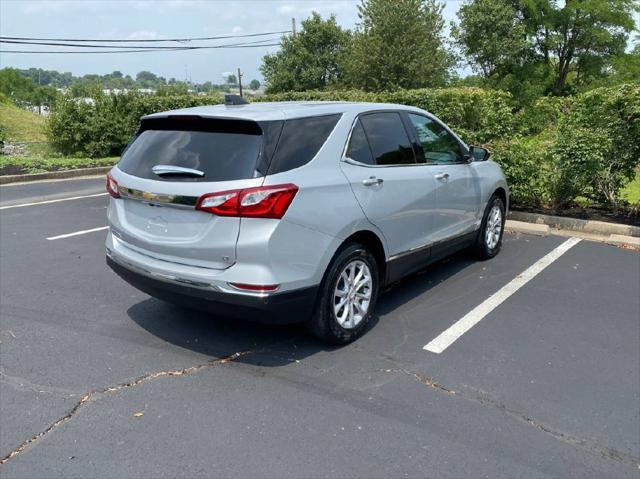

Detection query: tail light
xmin=106 ymin=172 xmax=120 ymax=198
xmin=196 ymin=183 xmax=298 ymax=219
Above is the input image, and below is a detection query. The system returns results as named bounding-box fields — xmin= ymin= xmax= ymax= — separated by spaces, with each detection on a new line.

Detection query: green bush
xmin=549 ymin=127 xmax=611 ymax=209
xmin=515 ymin=95 xmax=574 ymax=136
xmin=0 ymin=155 xmax=119 ymax=174
xmin=561 ymin=84 xmax=640 ymax=207
xmin=260 ymin=87 xmax=515 ymax=144
xmin=44 ymin=83 xmax=639 ymax=213
xmin=49 ymin=87 xmax=513 ymax=158
xmin=491 ymin=134 xmax=552 ymax=207
xmin=493 ymin=84 xmax=640 ymax=210
xmin=48 ymin=91 xmax=223 ymax=157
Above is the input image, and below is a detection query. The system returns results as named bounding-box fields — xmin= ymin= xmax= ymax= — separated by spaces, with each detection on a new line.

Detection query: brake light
xmin=106 ymin=172 xmax=120 ymax=198
xmin=196 ymin=184 xmax=298 ymax=219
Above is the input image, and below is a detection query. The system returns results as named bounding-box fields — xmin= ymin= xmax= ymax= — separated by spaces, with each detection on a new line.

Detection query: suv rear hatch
xmin=109 ymin=115 xmax=281 ymax=270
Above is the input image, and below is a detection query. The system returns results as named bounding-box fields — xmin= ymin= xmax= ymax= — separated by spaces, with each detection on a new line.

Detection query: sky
xmin=0 ymin=0 xmax=467 ymax=83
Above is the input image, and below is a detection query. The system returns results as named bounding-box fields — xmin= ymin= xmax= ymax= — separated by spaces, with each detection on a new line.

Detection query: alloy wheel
xmin=333 ymin=259 xmax=373 ymax=329
xmin=485 ymin=204 xmax=503 ymax=250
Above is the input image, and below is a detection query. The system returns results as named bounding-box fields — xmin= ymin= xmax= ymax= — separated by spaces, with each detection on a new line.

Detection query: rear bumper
xmin=106 ymin=255 xmax=318 ymax=324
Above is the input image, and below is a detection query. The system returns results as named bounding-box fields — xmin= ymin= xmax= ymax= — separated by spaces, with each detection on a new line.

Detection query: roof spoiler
xmin=224 ymin=94 xmax=248 ymax=106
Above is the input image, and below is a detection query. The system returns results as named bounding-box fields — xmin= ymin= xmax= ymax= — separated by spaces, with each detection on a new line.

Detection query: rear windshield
xmin=118 ymin=117 xmax=265 ymax=182
xmin=118 ymin=113 xmax=341 ymax=182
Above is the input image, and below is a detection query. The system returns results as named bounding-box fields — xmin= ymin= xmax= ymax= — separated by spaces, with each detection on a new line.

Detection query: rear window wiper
xmin=152 ymin=165 xmax=205 ymax=177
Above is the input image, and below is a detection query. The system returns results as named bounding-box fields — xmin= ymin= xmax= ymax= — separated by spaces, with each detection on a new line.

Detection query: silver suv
xmin=106 ymin=100 xmax=508 ymax=343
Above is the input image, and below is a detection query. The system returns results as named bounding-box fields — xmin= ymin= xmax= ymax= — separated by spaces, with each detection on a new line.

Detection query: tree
xmin=452 ymin=0 xmax=526 ymax=78
xmin=605 ymin=44 xmax=640 ymax=85
xmin=260 ymin=12 xmax=352 ymax=92
xmin=342 ymin=0 xmax=455 ymax=91
xmin=249 ymin=79 xmax=261 ymax=90
xmin=0 ymin=68 xmax=35 ymax=101
xmin=454 ymin=0 xmax=638 ymax=95
xmin=226 ymin=74 xmax=238 ymax=86
xmin=0 ymin=68 xmax=58 ymax=106
xmin=136 ymin=70 xmax=161 ymax=88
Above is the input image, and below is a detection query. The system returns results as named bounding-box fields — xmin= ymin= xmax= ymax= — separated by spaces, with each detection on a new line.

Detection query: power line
xmin=0 ymin=37 xmax=282 ymax=50
xmin=0 ymin=44 xmax=281 ymax=54
xmin=0 ymin=30 xmax=291 ymax=43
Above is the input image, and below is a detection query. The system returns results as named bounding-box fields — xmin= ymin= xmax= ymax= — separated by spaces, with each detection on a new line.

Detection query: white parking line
xmin=46 ymin=226 xmax=109 ymax=241
xmin=0 ymin=192 xmax=108 ymax=210
xmin=423 ymin=237 xmax=582 ymax=354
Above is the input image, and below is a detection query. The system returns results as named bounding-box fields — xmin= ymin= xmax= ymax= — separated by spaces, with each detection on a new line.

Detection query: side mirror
xmin=469 ymin=145 xmax=490 ymax=162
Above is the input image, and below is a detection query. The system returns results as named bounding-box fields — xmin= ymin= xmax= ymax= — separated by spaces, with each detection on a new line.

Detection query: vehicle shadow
xmin=127 ymin=251 xmax=477 ymax=367
xmin=127 ymin=298 xmax=331 ymax=367
xmin=377 ymin=251 xmax=475 ymax=316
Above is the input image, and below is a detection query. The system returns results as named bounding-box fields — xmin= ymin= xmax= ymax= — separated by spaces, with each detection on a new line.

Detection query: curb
xmin=0 ymin=167 xmax=112 ymax=185
xmin=509 ymin=210 xmax=640 ymax=238
xmin=504 ymin=220 xmax=549 ymax=236
xmin=608 ymin=234 xmax=640 ymax=249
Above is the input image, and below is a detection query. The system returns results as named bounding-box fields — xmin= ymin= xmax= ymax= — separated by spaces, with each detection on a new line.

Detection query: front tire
xmin=473 ymin=195 xmax=505 ymax=259
xmin=308 ymin=243 xmax=379 ymax=344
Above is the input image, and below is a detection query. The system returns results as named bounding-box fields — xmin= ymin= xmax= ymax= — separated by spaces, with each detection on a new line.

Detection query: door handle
xmin=362 ymin=176 xmax=384 ymax=186
xmin=434 ymin=172 xmax=450 ymax=181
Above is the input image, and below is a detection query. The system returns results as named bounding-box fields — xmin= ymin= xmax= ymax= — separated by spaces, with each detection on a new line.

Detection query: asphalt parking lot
xmin=0 ymin=177 xmax=639 ymax=478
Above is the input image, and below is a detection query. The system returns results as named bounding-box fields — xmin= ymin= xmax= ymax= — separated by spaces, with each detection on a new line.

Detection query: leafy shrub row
xmin=260 ymin=87 xmax=515 ymax=144
xmin=46 ymin=84 xmax=638 ymax=208
xmin=493 ymin=84 xmax=639 ymax=209
xmin=48 ymin=87 xmax=512 ymax=157
xmin=0 ymin=155 xmax=118 ymax=174
xmin=48 ymin=92 xmax=223 ymax=157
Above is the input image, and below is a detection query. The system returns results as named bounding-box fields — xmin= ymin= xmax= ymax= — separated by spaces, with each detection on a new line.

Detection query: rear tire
xmin=308 ymin=243 xmax=379 ymax=344
xmin=473 ymin=194 xmax=505 ymax=260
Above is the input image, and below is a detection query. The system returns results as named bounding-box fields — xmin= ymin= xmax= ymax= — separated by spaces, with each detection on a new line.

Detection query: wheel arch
xmin=493 ymin=186 xmax=508 ymax=212
xmin=338 ymin=230 xmax=387 ymax=284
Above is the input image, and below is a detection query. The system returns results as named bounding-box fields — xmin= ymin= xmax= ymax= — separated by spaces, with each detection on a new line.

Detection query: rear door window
xmin=118 ymin=117 xmax=265 ymax=182
xmin=346 ymin=119 xmax=375 ymax=165
xmin=267 ymin=114 xmax=341 ymax=175
xmin=359 ymin=112 xmax=415 ymax=166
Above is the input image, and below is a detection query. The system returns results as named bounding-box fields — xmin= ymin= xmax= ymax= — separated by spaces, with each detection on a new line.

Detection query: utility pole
xmin=291 ymin=17 xmax=296 ymax=37
xmin=237 ymin=67 xmax=243 ymax=97
xmin=37 ymin=69 xmax=41 ymax=115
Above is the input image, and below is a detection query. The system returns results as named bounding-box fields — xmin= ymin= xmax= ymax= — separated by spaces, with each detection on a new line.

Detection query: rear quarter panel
xmin=252 ymin=113 xmax=390 ymax=288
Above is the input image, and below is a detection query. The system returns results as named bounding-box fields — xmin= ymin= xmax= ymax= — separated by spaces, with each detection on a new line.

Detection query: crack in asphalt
xmin=402 ymin=369 xmax=640 ymax=470
xmin=0 ymin=350 xmax=253 ymax=466
xmin=405 ymin=370 xmax=456 ymax=394
xmin=366 ymin=350 xmax=640 ymax=470
xmin=2 ymin=342 xmax=638 ymax=472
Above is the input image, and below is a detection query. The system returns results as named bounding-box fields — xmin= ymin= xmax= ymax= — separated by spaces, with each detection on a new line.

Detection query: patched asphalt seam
xmin=0 ymin=350 xmax=253 ymax=466
xmin=401 ymin=369 xmax=640 ymax=470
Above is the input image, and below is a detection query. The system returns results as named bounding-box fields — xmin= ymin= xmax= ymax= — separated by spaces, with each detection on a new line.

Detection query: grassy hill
xmin=0 ymin=100 xmax=47 ymax=143
xmin=0 ymin=98 xmax=118 ymax=175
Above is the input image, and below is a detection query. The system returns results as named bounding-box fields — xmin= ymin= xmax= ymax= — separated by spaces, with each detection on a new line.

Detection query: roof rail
xmin=224 ymin=94 xmax=248 ymax=106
